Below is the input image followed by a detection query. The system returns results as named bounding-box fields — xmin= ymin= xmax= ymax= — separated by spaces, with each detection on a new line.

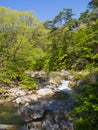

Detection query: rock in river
xmin=36 ymin=88 xmax=54 ymax=97
xmin=19 ymin=98 xmax=74 ymax=130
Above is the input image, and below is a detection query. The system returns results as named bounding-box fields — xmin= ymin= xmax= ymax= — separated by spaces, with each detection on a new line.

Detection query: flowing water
xmin=58 ymin=80 xmax=72 ymax=94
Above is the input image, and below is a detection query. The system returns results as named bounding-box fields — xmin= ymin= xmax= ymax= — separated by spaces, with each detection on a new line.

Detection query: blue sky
xmin=0 ymin=0 xmax=90 ymax=22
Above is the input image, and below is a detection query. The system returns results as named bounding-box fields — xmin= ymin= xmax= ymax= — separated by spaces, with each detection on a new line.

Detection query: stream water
xmin=58 ymin=80 xmax=72 ymax=93
xmin=0 ymin=102 xmax=24 ymax=130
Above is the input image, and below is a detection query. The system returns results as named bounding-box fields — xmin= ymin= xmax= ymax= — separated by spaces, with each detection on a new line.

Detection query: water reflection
xmin=0 ymin=102 xmax=24 ymax=130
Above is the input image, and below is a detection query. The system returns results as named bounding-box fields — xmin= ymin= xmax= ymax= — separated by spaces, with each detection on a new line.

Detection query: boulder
xmin=0 ymin=124 xmax=17 ymax=130
xmin=49 ymin=76 xmax=61 ymax=85
xmin=15 ymin=94 xmax=39 ymax=104
xmin=28 ymin=94 xmax=39 ymax=101
xmin=76 ymin=79 xmax=87 ymax=87
xmin=36 ymin=88 xmax=54 ymax=97
xmin=68 ymin=81 xmax=76 ymax=88
xmin=9 ymin=88 xmax=27 ymax=97
xmin=19 ymin=99 xmax=74 ymax=130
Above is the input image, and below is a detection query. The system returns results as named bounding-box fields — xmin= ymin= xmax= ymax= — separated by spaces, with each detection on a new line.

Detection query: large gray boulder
xmin=19 ymin=99 xmax=74 ymax=130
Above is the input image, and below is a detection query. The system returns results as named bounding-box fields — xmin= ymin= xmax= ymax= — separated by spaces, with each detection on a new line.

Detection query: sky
xmin=0 ymin=0 xmax=90 ymax=22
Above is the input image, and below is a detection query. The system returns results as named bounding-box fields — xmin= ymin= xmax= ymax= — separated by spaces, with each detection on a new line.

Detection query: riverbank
xmin=0 ymin=69 xmax=98 ymax=130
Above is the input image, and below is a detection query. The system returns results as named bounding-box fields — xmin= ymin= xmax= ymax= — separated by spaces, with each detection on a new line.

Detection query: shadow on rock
xmin=18 ymin=91 xmax=75 ymax=130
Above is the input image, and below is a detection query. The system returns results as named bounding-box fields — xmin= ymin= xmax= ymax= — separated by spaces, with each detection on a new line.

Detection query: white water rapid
xmin=58 ymin=80 xmax=72 ymax=94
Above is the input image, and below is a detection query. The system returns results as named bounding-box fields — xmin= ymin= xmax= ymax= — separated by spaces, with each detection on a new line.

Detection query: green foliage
xmin=43 ymin=8 xmax=98 ymax=130
xmin=0 ymin=7 xmax=49 ymax=88
xmin=0 ymin=4 xmax=98 ymax=130
xmin=20 ymin=73 xmax=38 ymax=90
xmin=88 ymin=0 xmax=98 ymax=9
xmin=0 ymin=5 xmax=98 ymax=88
xmin=71 ymin=82 xmax=98 ymax=130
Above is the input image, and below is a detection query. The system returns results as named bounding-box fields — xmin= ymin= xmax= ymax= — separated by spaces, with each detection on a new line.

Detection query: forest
xmin=0 ymin=0 xmax=98 ymax=129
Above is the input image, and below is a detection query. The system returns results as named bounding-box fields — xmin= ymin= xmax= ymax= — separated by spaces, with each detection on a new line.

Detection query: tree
xmin=62 ymin=8 xmax=74 ymax=23
xmin=89 ymin=8 xmax=98 ymax=21
xmin=0 ymin=7 xmax=49 ymax=88
xmin=43 ymin=20 xmax=54 ymax=29
xmin=88 ymin=0 xmax=98 ymax=9
xmin=79 ymin=10 xmax=90 ymax=24
xmin=52 ymin=8 xmax=74 ymax=27
xmin=53 ymin=11 xmax=64 ymax=26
